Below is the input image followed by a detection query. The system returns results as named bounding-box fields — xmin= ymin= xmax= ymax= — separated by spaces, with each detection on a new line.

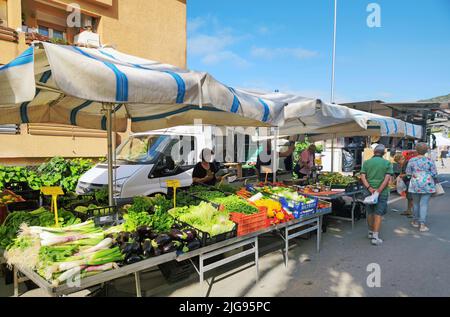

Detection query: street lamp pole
xmin=331 ymin=0 xmax=338 ymax=104
xmin=330 ymin=0 xmax=338 ymax=172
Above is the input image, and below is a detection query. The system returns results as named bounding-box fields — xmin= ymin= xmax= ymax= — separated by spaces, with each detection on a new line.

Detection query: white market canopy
xmin=239 ymin=90 xmax=423 ymax=140
xmin=434 ymin=133 xmax=450 ymax=147
xmin=0 ymin=43 xmax=287 ymax=132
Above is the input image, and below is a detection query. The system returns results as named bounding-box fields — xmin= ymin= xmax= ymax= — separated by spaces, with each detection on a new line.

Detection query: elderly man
xmin=360 ymin=144 xmax=394 ymax=246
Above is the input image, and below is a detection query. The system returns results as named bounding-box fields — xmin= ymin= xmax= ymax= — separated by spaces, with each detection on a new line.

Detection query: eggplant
xmin=121 ymin=242 xmax=134 ymax=256
xmin=125 ymin=254 xmax=142 ymax=265
xmin=136 ymin=225 xmax=152 ymax=240
xmin=142 ymin=239 xmax=153 ymax=258
xmin=182 ymin=229 xmax=197 ymax=241
xmin=168 ymin=229 xmax=188 ymax=241
xmin=183 ymin=239 xmax=201 ymax=252
xmin=154 ymin=234 xmax=172 ymax=246
xmin=152 ymin=247 xmax=162 ymax=257
xmin=161 ymin=241 xmax=178 ymax=254
xmin=116 ymin=232 xmax=130 ymax=244
xmin=130 ymin=241 xmax=142 ymax=254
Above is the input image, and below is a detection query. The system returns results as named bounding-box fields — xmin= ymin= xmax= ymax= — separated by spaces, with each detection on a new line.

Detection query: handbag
xmin=433 ymin=183 xmax=445 ymax=197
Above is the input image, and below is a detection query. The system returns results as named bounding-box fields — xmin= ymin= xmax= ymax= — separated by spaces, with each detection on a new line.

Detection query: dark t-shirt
xmin=192 ymin=162 xmax=218 ymax=186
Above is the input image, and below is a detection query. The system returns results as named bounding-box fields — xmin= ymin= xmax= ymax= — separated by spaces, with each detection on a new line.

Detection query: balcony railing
xmin=0 ymin=25 xmax=18 ymax=43
xmin=25 ymin=31 xmax=69 ymax=46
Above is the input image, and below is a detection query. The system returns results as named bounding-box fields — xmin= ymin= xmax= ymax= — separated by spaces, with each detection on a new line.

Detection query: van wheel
xmin=147 ymin=192 xmax=167 ymax=198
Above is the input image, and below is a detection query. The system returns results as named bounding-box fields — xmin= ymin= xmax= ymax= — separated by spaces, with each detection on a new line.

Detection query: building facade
xmin=0 ymin=0 xmax=187 ymax=165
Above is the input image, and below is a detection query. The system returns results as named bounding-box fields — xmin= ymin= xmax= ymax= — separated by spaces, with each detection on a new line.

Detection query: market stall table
xmin=176 ymin=208 xmax=331 ymax=284
xmin=298 ymin=189 xmax=366 ymax=229
xmin=11 ymin=209 xmax=330 ymax=297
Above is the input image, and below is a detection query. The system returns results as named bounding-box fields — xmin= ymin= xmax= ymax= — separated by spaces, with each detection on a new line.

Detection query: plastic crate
xmin=278 ymin=196 xmax=318 ymax=219
xmin=6 ymin=200 xmax=40 ymax=213
xmin=317 ymin=200 xmax=332 ymax=214
xmin=175 ymin=219 xmax=237 ymax=247
xmin=158 ymin=260 xmax=194 ymax=283
xmin=72 ymin=205 xmax=121 ymax=226
xmin=230 ymin=210 xmax=268 ymax=236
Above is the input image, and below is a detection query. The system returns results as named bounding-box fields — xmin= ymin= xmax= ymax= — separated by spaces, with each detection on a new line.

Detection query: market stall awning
xmin=242 ymin=91 xmax=423 ymax=139
xmin=0 ymin=43 xmax=286 ymax=132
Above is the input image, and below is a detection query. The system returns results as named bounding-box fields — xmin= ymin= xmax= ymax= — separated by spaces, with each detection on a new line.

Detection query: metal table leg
xmin=255 ymin=237 xmax=259 ymax=282
xmin=134 ymin=272 xmax=142 ymax=297
xmin=284 ymin=226 xmax=289 ymax=267
xmin=13 ymin=266 xmax=19 ymax=297
xmin=199 ymin=254 xmax=204 ymax=284
xmin=351 ymin=195 xmax=357 ymax=230
xmin=317 ymin=217 xmax=322 ymax=253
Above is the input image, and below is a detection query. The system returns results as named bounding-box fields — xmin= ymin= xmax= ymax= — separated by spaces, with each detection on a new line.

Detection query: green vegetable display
xmin=123 ymin=195 xmax=173 ymax=233
xmin=169 ymin=202 xmax=235 ymax=237
xmin=0 ymin=207 xmax=80 ymax=249
xmin=0 ymin=157 xmax=95 ymax=192
xmin=183 ymin=185 xmax=258 ymax=215
xmin=212 ymin=196 xmax=259 ymax=215
xmin=318 ymin=172 xmax=357 ymax=186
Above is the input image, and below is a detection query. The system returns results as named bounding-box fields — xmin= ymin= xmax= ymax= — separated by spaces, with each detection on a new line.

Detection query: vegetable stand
xmin=299 ymin=189 xmax=366 ymax=229
xmin=176 ymin=209 xmax=330 ymax=284
xmin=11 ymin=209 xmax=330 ymax=297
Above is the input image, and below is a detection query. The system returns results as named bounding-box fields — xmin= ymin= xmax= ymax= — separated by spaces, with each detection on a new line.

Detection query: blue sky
xmin=187 ymin=0 xmax=450 ymax=103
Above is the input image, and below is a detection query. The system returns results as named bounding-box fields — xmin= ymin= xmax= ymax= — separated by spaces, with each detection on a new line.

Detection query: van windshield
xmin=116 ymin=135 xmax=170 ymax=164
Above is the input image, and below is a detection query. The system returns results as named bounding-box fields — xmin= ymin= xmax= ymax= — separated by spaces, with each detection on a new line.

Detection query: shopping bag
xmin=363 ymin=191 xmax=379 ymax=205
xmin=433 ymin=183 xmax=445 ymax=197
xmin=396 ymin=177 xmax=407 ymax=197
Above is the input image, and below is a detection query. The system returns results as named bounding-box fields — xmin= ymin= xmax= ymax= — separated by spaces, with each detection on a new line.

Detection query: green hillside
xmin=419 ymin=93 xmax=450 ymax=103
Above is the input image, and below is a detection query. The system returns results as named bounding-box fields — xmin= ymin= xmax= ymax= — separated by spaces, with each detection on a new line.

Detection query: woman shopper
xmin=393 ymin=153 xmax=413 ymax=217
xmin=406 ymin=143 xmax=438 ymax=232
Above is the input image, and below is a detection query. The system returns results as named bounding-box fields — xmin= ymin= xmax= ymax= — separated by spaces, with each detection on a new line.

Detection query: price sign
xmin=165 ymin=180 xmax=180 ymax=188
xmin=165 ymin=180 xmax=181 ymax=208
xmin=40 ymin=186 xmax=64 ymax=227
xmin=41 ymin=186 xmax=64 ymax=196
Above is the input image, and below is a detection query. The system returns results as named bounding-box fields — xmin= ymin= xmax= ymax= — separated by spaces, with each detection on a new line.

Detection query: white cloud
xmin=202 ymin=51 xmax=250 ymax=68
xmin=188 ymin=33 xmax=239 ymax=56
xmin=188 ymin=15 xmax=250 ymax=68
xmin=187 ymin=17 xmax=206 ymax=34
xmin=251 ymin=47 xmax=318 ymax=60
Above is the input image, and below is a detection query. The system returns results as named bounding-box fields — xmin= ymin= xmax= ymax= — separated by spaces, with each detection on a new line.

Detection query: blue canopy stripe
xmin=0 ymin=47 xmax=34 ymax=71
xmin=71 ymin=47 xmax=129 ymax=102
xmin=20 ymin=70 xmax=52 ymax=123
xmin=131 ymin=105 xmax=224 ymax=123
xmin=258 ymin=98 xmax=270 ymax=122
xmin=392 ymin=119 xmax=398 ymax=134
xmin=99 ymin=50 xmax=185 ymax=104
xmin=70 ymin=100 xmax=94 ymax=126
xmin=228 ymin=87 xmax=241 ymax=113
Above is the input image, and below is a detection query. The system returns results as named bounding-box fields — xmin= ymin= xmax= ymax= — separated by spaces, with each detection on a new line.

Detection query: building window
xmin=53 ymin=29 xmax=64 ymax=40
xmin=0 ymin=0 xmax=7 ymax=27
xmin=38 ymin=25 xmax=49 ymax=37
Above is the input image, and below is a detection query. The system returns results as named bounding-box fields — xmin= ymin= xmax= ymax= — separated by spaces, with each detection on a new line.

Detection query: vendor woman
xmin=192 ymin=148 xmax=218 ymax=186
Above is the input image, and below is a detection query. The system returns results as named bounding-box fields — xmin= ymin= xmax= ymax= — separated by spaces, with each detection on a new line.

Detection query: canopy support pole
xmin=105 ymin=103 xmax=115 ymax=206
xmin=331 ymin=135 xmax=335 ymax=172
xmin=273 ymin=128 xmax=279 ymax=182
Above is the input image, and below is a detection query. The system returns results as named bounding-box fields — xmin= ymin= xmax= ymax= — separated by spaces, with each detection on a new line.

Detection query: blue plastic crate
xmin=278 ymin=196 xmax=318 ymax=219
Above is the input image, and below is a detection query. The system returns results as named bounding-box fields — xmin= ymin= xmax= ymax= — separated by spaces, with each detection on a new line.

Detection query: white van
xmin=76 ymin=126 xmax=215 ymax=204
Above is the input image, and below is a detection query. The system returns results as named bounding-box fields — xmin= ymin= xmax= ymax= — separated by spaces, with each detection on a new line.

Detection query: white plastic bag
xmin=396 ymin=177 xmax=407 ymax=196
xmin=363 ymin=191 xmax=379 ymax=205
xmin=433 ymin=183 xmax=445 ymax=197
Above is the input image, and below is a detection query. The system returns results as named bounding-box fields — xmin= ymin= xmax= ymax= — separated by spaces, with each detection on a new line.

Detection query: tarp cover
xmin=240 ymin=91 xmax=423 ymax=139
xmin=0 ymin=43 xmax=286 ymax=132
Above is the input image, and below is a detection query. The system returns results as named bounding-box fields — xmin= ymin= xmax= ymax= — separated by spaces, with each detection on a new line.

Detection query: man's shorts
xmin=366 ymin=195 xmax=389 ymax=216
